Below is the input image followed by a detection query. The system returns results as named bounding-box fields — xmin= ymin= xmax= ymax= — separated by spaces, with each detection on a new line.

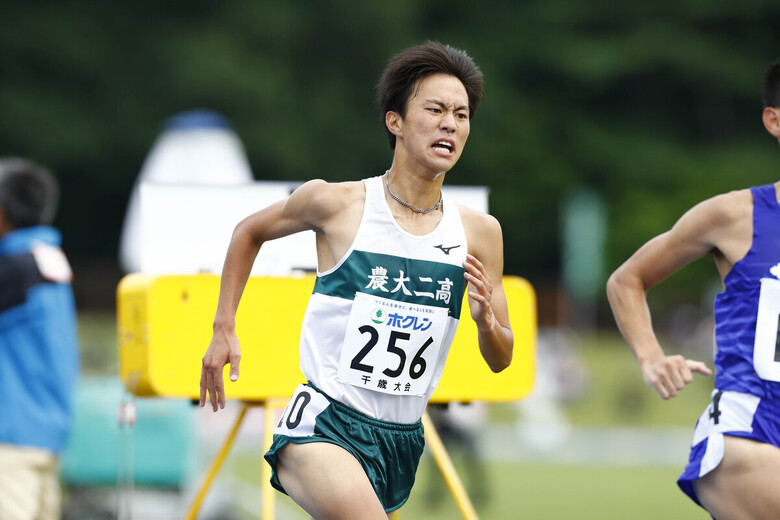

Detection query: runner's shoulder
xmin=289 ymin=179 xmax=366 ymax=219
xmin=457 ymin=203 xmax=502 ymax=239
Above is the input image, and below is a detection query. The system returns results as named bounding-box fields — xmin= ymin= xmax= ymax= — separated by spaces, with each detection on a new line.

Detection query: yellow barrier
xmin=117 ymin=273 xmax=536 ymax=520
xmin=117 ymin=274 xmax=536 ymax=402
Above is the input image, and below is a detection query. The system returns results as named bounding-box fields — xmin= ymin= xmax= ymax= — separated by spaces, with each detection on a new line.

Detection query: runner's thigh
xmin=276 ymin=441 xmax=389 ymax=520
xmin=695 ymin=436 xmax=780 ymax=520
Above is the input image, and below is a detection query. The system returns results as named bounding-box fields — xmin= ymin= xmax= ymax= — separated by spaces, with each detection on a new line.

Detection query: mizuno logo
xmin=434 ymin=244 xmax=461 ymax=255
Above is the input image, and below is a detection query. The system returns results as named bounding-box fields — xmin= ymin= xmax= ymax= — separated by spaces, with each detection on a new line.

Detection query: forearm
xmin=606 ymin=269 xmax=665 ymax=366
xmin=213 ymin=225 xmax=262 ymax=329
xmin=477 ymin=314 xmax=514 ymax=373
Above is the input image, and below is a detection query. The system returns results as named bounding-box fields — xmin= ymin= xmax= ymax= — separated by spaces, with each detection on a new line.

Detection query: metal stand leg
xmin=421 ymin=410 xmax=480 ymax=520
xmin=184 ymin=404 xmax=249 ymax=520
xmin=260 ymin=398 xmax=288 ymax=520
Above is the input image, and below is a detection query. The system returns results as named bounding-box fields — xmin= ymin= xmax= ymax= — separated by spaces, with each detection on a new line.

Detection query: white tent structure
xmin=119 ymin=109 xmax=254 ymax=273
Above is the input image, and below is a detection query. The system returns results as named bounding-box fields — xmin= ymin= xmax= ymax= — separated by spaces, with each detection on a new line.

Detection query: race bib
xmin=338 ymin=292 xmax=448 ymax=396
xmin=753 ymin=277 xmax=780 ymax=382
xmin=275 ymin=384 xmax=331 ymax=437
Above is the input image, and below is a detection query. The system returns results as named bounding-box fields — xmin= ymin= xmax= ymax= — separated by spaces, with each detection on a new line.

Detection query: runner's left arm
xmin=464 ymin=212 xmax=513 ymax=372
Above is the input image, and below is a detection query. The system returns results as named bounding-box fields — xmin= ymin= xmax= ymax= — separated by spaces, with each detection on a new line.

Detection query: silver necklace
xmin=383 ymin=172 xmax=442 ymax=214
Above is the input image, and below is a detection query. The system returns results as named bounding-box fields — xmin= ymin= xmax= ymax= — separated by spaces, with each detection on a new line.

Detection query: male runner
xmin=607 ymin=59 xmax=780 ymax=519
xmin=200 ymin=41 xmax=514 ymax=520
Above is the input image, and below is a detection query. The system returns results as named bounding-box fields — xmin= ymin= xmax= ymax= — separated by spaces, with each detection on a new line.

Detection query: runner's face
xmin=397 ymin=73 xmax=470 ymax=175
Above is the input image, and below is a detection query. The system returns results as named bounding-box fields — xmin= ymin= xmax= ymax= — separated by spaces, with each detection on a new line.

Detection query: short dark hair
xmin=762 ymin=59 xmax=780 ymax=108
xmin=376 ymin=41 xmax=484 ymax=150
xmin=0 ymin=158 xmax=59 ymax=229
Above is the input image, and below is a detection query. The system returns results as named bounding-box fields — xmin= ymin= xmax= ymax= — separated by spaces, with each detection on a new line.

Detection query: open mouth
xmin=432 ymin=140 xmax=454 ymax=154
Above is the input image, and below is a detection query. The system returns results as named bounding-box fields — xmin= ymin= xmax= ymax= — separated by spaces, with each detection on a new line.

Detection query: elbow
xmin=232 ymin=218 xmax=253 ymax=240
xmin=490 ymin=360 xmax=511 ymax=373
xmin=480 ymin=322 xmax=514 ymax=373
xmin=605 ymin=268 xmax=627 ymax=306
xmin=488 ymin=347 xmax=513 ymax=373
xmin=606 ymin=265 xmax=647 ymax=306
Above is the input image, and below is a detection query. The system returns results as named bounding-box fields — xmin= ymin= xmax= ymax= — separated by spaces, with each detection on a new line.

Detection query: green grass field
xmin=226 ymin=455 xmax=708 ymax=520
xmin=404 ymin=459 xmax=707 ymax=519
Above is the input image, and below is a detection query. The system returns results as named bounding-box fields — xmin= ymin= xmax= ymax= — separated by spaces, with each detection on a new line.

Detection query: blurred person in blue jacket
xmin=0 ymin=158 xmax=79 ymax=520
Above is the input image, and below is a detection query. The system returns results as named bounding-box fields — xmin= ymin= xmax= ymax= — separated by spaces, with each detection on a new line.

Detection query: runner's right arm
xmin=606 ymin=197 xmax=727 ymax=398
xmin=199 ymin=180 xmax=340 ymax=411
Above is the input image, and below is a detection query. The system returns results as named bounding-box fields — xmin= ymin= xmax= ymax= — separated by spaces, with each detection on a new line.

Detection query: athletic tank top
xmin=713 ymin=183 xmax=780 ymax=401
xmin=298 ymin=175 xmax=468 ymax=423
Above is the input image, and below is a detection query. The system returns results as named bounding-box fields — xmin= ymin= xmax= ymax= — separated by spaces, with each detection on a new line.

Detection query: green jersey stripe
xmin=314 ymin=250 xmax=465 ymax=319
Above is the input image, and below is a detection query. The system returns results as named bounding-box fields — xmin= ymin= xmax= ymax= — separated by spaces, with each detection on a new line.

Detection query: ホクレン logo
xmin=371 ymin=308 xmax=386 ymax=324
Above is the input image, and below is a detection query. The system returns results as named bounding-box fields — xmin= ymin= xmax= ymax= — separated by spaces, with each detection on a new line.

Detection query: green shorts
xmin=263 ymin=382 xmax=425 ymax=513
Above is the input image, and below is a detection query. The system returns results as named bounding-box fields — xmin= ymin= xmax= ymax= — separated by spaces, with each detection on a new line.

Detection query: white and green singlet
xmin=298 ymin=175 xmax=468 ymax=423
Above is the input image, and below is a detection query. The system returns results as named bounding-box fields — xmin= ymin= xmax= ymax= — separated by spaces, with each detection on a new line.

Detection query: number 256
xmin=350 ymin=325 xmax=432 ymax=380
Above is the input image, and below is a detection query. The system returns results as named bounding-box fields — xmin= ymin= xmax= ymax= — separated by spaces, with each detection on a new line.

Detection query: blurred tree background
xmin=2 ymin=0 xmax=779 ymax=326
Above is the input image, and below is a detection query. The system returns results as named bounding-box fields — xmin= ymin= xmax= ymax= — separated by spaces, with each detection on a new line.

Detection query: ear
xmin=762 ymin=107 xmax=780 ymax=139
xmin=385 ymin=111 xmax=403 ymax=139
